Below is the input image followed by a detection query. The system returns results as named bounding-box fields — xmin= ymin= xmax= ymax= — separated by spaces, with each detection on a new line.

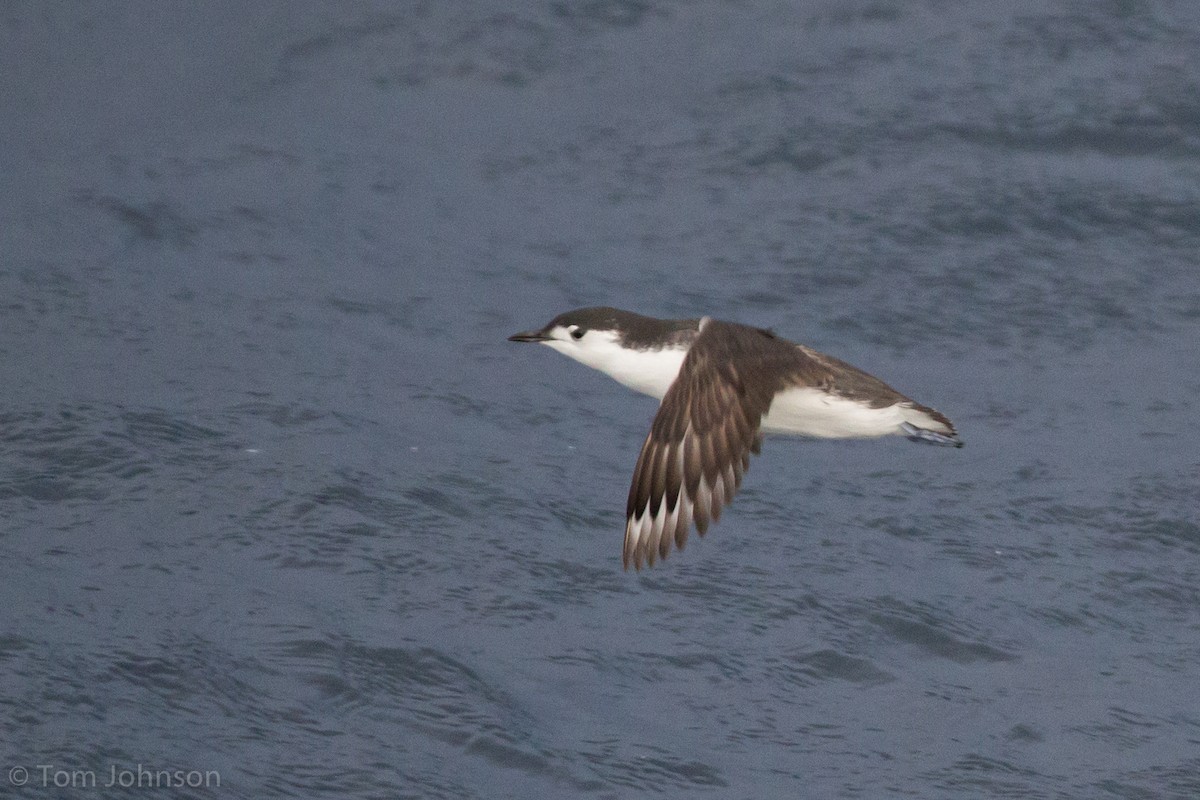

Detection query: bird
xmin=509 ymin=307 xmax=962 ymax=570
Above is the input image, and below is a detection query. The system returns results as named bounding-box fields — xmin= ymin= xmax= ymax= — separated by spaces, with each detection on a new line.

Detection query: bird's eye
xmin=570 ymin=327 xmax=585 ymax=340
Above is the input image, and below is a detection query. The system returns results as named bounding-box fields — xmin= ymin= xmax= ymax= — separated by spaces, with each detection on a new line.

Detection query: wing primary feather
xmin=710 ymin=472 xmax=725 ymax=522
xmin=656 ymin=495 xmax=671 ymax=560
xmin=664 ymin=442 xmax=682 ymax=513
xmin=673 ymin=493 xmax=692 ymax=549
xmin=694 ymin=474 xmax=711 ymax=536
xmin=649 ymin=444 xmax=669 ymax=518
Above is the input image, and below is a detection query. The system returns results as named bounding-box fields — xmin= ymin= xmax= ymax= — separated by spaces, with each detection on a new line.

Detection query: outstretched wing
xmin=623 ymin=319 xmax=800 ymax=569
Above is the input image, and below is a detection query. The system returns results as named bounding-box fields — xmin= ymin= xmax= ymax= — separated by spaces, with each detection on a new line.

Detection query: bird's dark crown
xmin=545 ymin=307 xmax=701 ymax=350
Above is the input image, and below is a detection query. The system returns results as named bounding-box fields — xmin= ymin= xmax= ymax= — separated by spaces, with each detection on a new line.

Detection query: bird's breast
xmin=603 ymin=347 xmax=689 ymax=399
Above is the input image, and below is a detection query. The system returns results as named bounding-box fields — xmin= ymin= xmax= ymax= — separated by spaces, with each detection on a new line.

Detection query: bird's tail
xmin=898 ymin=403 xmax=963 ymax=448
xmin=901 ymin=422 xmax=963 ymax=447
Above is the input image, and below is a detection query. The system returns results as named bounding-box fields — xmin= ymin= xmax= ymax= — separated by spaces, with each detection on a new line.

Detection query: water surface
xmin=2 ymin=2 xmax=1199 ymax=798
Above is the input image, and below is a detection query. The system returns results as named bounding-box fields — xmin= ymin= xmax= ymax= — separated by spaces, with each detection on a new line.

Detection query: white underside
xmin=545 ymin=336 xmax=946 ymax=439
xmin=762 ymin=387 xmax=930 ymax=439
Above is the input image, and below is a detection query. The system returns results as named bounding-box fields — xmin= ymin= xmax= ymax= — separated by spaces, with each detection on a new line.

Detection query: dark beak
xmin=508 ymin=329 xmax=550 ymax=343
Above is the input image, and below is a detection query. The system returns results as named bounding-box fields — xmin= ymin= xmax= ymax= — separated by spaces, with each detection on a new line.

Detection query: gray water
xmin=3 ymin=2 xmax=1199 ymax=798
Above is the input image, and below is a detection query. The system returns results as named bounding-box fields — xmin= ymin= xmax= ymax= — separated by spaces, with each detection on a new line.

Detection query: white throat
xmin=544 ymin=331 xmax=686 ymax=399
